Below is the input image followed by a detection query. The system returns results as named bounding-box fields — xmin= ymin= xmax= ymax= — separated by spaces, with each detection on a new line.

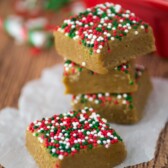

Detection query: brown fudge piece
xmin=72 ymin=66 xmax=152 ymax=124
xmin=26 ymin=108 xmax=126 ymax=168
xmin=54 ymin=3 xmax=155 ymax=74
xmin=63 ymin=60 xmax=137 ymax=94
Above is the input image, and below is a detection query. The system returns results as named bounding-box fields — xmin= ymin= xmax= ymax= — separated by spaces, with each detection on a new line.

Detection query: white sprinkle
xmin=99 ymin=45 xmax=103 ymax=49
xmin=81 ymin=109 xmax=86 ymax=113
xmin=71 ymin=101 xmax=77 ymax=106
xmin=84 ymin=95 xmax=88 ymax=99
xmin=89 ymin=107 xmax=93 ymax=111
xmin=96 ymin=49 xmax=101 ymax=53
xmin=102 ymin=118 xmax=107 ymax=123
xmin=117 ymin=95 xmax=122 ymax=99
xmin=71 ymin=147 xmax=75 ymax=151
xmin=103 ymin=140 xmax=107 ymax=144
xmin=128 ymin=26 xmax=132 ymax=30
xmin=51 ymin=120 xmax=55 ymax=124
xmin=58 ymin=155 xmax=64 ymax=160
xmin=89 ymin=97 xmax=93 ymax=102
xmin=90 ymin=22 xmax=94 ymax=26
xmin=73 ymin=35 xmax=79 ymax=40
xmin=123 ymin=94 xmax=127 ymax=98
xmin=118 ymin=24 xmax=122 ymax=27
xmin=82 ymin=62 xmax=86 ymax=66
xmin=74 ymin=140 xmax=78 ymax=143
xmin=111 ymin=37 xmax=115 ymax=41
xmin=107 ymin=33 xmax=111 ymax=37
xmin=111 ymin=13 xmax=115 ymax=17
xmin=71 ymin=25 xmax=75 ymax=29
xmin=141 ymin=25 xmax=145 ymax=29
xmin=105 ymin=144 xmax=110 ymax=148
xmin=126 ymin=10 xmax=130 ymax=13
xmin=114 ymin=136 xmax=118 ymax=140
xmin=115 ymin=4 xmax=121 ymax=12
xmin=52 ymin=148 xmax=56 ymax=153
xmin=124 ymin=29 xmax=129 ymax=33
xmin=89 ymin=124 xmax=93 ymax=127
xmin=125 ymin=14 xmax=130 ymax=18
xmin=134 ymin=31 xmax=139 ymax=35
xmin=105 ymin=93 xmax=110 ymax=97
xmin=38 ymin=137 xmax=43 ymax=143
xmin=58 ymin=28 xmax=63 ymax=33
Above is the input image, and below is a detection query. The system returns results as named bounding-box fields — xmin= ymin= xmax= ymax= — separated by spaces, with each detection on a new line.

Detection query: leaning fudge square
xmin=63 ymin=60 xmax=137 ymax=94
xmin=72 ymin=66 xmax=152 ymax=124
xmin=54 ymin=3 xmax=156 ymax=74
xmin=26 ymin=108 xmax=126 ymax=168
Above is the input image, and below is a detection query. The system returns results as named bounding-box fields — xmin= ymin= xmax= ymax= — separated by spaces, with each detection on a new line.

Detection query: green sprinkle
xmin=129 ymin=104 xmax=134 ymax=110
xmin=129 ymin=81 xmax=134 ymax=85
xmin=65 ymin=60 xmax=72 ymax=64
xmin=102 ymin=12 xmax=107 ymax=18
xmin=34 ymin=126 xmax=39 ymax=129
xmin=113 ymin=132 xmax=122 ymax=141
xmin=61 ymin=23 xmax=68 ymax=29
xmin=78 ymin=67 xmax=83 ymax=72
xmin=96 ymin=27 xmax=103 ymax=32
xmin=89 ymin=49 xmax=93 ymax=55
xmin=88 ymin=144 xmax=93 ymax=149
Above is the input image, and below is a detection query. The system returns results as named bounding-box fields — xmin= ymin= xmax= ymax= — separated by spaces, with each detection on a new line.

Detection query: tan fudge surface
xmin=26 ymin=131 xmax=126 ymax=168
xmin=26 ymin=108 xmax=126 ymax=168
xmin=72 ymin=67 xmax=152 ymax=124
xmin=54 ymin=3 xmax=155 ymax=74
xmin=63 ymin=60 xmax=137 ymax=94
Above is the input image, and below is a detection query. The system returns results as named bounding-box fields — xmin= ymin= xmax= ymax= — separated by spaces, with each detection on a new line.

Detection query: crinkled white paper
xmin=0 ymin=65 xmax=168 ymax=168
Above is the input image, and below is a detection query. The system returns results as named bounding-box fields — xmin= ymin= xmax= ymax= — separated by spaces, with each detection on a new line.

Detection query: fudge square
xmin=72 ymin=66 xmax=152 ymax=124
xmin=54 ymin=3 xmax=156 ymax=74
xmin=63 ymin=60 xmax=137 ymax=94
xmin=26 ymin=108 xmax=126 ymax=168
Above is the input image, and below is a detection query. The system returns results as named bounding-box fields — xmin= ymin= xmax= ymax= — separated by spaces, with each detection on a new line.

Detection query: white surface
xmin=0 ymin=65 xmax=168 ymax=168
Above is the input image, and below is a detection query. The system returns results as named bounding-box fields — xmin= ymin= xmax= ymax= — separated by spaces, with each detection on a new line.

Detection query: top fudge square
xmin=54 ymin=2 xmax=155 ymax=74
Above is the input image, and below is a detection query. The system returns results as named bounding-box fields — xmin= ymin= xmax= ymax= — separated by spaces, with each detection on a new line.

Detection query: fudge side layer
xmin=72 ymin=66 xmax=152 ymax=124
xmin=63 ymin=60 xmax=137 ymax=94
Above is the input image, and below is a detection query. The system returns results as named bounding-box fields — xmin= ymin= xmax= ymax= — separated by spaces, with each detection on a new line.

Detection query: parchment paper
xmin=0 ymin=65 xmax=168 ymax=168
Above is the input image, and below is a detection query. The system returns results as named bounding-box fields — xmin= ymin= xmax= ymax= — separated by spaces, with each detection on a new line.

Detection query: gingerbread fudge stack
xmin=25 ymin=3 xmax=156 ymax=168
xmin=54 ymin=2 xmax=155 ymax=124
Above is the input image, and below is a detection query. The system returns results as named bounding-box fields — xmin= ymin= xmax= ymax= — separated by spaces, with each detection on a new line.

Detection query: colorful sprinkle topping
xmin=28 ymin=107 xmax=122 ymax=160
xmin=56 ymin=2 xmax=148 ymax=54
xmin=64 ymin=59 xmax=130 ymax=76
xmin=72 ymin=93 xmax=134 ymax=109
